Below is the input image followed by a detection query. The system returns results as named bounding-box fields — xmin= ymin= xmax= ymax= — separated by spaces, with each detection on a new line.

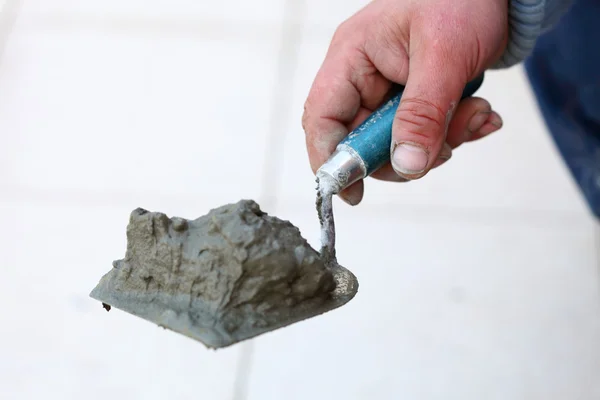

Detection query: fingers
xmin=371 ymin=164 xmax=409 ymax=182
xmin=302 ymin=70 xmax=358 ymax=176
xmin=303 ymin=19 xmax=402 ymax=207
xmin=371 ymin=97 xmax=503 ymax=183
xmin=338 ymin=180 xmax=364 ymax=206
xmin=445 ymin=97 xmax=503 ymax=149
xmin=302 ymin=43 xmax=390 ymax=208
xmin=465 ymin=111 xmax=503 ymax=143
xmin=302 ymin=33 xmax=391 ymax=175
xmin=335 ymin=106 xmax=374 ymax=205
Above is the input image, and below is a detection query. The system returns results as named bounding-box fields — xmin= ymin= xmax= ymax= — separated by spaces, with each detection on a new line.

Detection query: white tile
xmin=246 ymin=203 xmax=600 ymax=400
xmin=0 ymin=0 xmax=20 ymax=56
xmin=305 ymin=0 xmax=370 ymax=27
xmin=0 ymin=24 xmax=279 ymax=205
xmin=0 ymin=199 xmax=241 ymax=400
xmin=276 ymin=26 xmax=589 ymax=215
xmin=21 ymin=0 xmax=284 ymax=24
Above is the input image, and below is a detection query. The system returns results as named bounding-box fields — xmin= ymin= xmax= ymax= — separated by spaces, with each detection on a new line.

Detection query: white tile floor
xmin=1 ymin=1 xmax=599 ymax=399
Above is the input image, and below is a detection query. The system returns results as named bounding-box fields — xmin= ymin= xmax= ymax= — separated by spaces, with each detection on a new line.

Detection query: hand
xmin=302 ymin=0 xmax=508 ymax=205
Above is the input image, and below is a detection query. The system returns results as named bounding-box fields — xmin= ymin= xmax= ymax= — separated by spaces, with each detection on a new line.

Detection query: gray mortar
xmin=90 ymin=200 xmax=358 ymax=349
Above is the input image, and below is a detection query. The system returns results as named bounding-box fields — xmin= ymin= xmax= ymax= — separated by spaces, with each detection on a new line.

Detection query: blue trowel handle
xmin=338 ymin=74 xmax=485 ymax=176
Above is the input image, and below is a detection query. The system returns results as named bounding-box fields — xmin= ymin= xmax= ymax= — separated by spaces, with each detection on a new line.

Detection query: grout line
xmin=23 ymin=15 xmax=281 ymax=40
xmin=257 ymin=6 xmax=306 ymax=212
xmin=0 ymin=184 xmax=247 ymax=209
xmin=255 ymin=192 xmax=595 ymax=228
xmin=18 ymin=13 xmax=335 ymax=40
xmin=0 ymin=0 xmax=25 ymax=182
xmin=231 ymin=341 xmax=254 ymax=400
xmin=232 ymin=1 xmax=306 ymax=400
xmin=1 ymin=183 xmax=594 ymax=229
xmin=0 ymin=0 xmax=22 ymax=63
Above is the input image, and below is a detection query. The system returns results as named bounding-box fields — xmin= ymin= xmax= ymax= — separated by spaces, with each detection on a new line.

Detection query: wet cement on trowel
xmin=90 ymin=199 xmax=358 ymax=349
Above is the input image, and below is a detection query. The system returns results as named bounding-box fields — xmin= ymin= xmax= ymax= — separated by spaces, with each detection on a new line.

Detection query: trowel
xmin=90 ymin=74 xmax=484 ymax=349
xmin=315 ymin=73 xmax=485 ymax=260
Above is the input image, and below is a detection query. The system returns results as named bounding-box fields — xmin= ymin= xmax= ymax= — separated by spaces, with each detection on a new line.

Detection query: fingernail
xmin=439 ymin=142 xmax=452 ymax=160
xmin=467 ymin=111 xmax=491 ymax=136
xmin=477 ymin=122 xmax=501 ymax=137
xmin=488 ymin=111 xmax=503 ymax=129
xmin=433 ymin=143 xmax=452 ymax=169
xmin=476 ymin=112 xmax=503 ymax=137
xmin=392 ymin=143 xmax=429 ymax=175
xmin=433 ymin=157 xmax=448 ymax=168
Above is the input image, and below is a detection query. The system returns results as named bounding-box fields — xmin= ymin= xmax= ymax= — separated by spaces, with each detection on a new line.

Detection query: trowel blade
xmin=89 ymin=262 xmax=358 ymax=349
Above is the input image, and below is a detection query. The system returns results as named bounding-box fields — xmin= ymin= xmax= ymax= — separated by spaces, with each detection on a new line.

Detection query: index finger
xmin=302 ymin=55 xmax=360 ymax=173
xmin=302 ymin=34 xmax=390 ymax=173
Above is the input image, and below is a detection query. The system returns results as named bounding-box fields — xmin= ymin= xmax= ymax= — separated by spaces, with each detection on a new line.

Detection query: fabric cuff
xmin=493 ymin=0 xmax=574 ymax=69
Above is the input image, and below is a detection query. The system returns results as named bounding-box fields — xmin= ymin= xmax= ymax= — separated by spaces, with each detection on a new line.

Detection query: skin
xmin=302 ymin=0 xmax=509 ymax=205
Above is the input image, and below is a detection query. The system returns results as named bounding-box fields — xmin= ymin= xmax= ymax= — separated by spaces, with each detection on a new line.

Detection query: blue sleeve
xmin=493 ymin=0 xmax=575 ymax=68
xmin=524 ymin=0 xmax=600 ymax=218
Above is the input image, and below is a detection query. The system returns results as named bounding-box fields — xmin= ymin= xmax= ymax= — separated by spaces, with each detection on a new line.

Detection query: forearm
xmin=494 ymin=0 xmax=575 ymax=68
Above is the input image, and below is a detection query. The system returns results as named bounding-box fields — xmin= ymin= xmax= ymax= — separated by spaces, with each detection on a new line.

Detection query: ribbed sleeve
xmin=493 ymin=0 xmax=575 ymax=68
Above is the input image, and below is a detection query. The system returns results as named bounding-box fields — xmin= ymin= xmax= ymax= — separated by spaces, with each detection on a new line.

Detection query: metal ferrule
xmin=316 ymin=144 xmax=367 ymax=194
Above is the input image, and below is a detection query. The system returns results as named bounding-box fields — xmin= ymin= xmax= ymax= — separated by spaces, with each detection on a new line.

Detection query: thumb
xmin=390 ymin=55 xmax=468 ymax=180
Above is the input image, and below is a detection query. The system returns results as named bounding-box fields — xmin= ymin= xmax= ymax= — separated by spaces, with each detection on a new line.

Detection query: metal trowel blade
xmin=89 ymin=262 xmax=358 ymax=349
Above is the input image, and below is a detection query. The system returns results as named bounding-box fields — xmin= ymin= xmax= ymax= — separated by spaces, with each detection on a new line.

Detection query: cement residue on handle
xmin=315 ymin=172 xmax=339 ymax=265
xmin=90 ymin=200 xmax=358 ymax=349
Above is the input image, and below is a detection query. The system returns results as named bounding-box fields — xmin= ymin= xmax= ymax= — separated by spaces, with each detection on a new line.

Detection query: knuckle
xmin=395 ymin=98 xmax=447 ymax=142
xmin=332 ymin=20 xmax=352 ymax=44
xmin=332 ymin=16 xmax=366 ymax=50
xmin=421 ymin=11 xmax=467 ymax=41
xmin=416 ymin=13 xmax=473 ymax=64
